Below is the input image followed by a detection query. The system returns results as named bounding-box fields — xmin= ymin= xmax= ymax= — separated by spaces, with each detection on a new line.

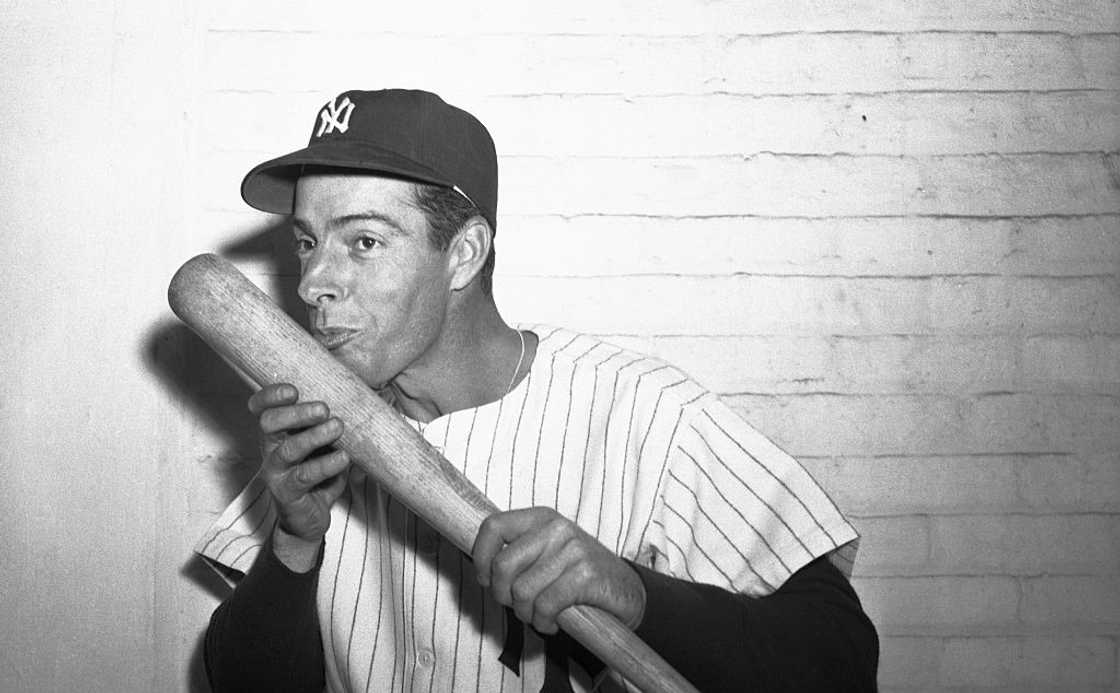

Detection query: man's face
xmin=292 ymin=172 xmax=455 ymax=388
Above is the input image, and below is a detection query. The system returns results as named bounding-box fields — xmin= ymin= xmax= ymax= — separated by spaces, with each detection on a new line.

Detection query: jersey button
xmin=417 ymin=649 xmax=435 ymax=668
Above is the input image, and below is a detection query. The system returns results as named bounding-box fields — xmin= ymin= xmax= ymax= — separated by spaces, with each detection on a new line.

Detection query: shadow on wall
xmin=142 ymin=217 xmax=303 ymax=693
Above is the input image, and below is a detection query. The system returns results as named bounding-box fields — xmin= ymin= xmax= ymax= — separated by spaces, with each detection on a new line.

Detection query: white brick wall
xmin=0 ymin=1 xmax=1115 ymax=691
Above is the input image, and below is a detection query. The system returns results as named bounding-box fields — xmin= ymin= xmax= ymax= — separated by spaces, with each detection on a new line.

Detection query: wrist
xmin=272 ymin=524 xmax=324 ymax=573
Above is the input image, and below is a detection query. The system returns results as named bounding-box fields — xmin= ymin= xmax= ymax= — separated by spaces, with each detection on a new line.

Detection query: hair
xmin=411 ymin=183 xmax=496 ymax=296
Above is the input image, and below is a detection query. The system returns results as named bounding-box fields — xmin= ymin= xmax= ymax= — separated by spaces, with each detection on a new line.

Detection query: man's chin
xmin=327 ymin=351 xmax=378 ymax=385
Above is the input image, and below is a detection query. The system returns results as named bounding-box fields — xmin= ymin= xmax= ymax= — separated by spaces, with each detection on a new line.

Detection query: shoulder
xmin=526 ymin=324 xmax=717 ymax=420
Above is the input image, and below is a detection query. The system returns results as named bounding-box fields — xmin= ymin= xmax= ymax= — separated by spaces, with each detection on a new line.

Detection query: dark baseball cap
xmin=240 ymin=89 xmax=498 ymax=228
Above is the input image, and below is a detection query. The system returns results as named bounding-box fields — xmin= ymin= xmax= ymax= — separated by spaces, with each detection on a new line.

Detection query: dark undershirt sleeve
xmin=626 ymin=555 xmax=879 ymax=693
xmin=203 ymin=536 xmax=326 ymax=693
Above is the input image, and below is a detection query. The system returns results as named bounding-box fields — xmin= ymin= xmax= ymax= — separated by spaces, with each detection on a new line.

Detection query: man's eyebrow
xmin=331 ymin=211 xmax=408 ymax=235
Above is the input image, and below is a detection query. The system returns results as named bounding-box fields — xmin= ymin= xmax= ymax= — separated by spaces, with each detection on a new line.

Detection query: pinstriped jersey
xmin=196 ymin=325 xmax=859 ymax=692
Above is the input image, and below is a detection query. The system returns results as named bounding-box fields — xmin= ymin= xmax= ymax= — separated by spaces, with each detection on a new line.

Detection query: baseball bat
xmin=168 ymin=253 xmax=700 ymax=693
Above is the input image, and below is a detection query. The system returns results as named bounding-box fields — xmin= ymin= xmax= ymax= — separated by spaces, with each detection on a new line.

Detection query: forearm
xmin=629 ymin=556 xmax=879 ymax=692
xmin=204 ymin=530 xmax=326 ymax=693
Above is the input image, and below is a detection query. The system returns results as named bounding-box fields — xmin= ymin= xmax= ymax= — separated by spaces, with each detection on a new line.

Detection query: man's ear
xmin=448 ymin=216 xmax=492 ymax=291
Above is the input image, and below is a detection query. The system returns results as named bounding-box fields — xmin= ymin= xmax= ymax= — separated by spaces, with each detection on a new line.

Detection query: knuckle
xmin=568 ymin=539 xmax=591 ymax=562
xmin=492 ymin=550 xmax=515 ymax=576
xmin=511 ymin=580 xmax=533 ymax=603
xmin=289 ymin=464 xmax=308 ymax=487
xmin=548 ymin=517 xmax=574 ymax=538
xmin=275 ymin=437 xmax=303 ymax=464
xmin=571 ymin=561 xmax=595 ymax=585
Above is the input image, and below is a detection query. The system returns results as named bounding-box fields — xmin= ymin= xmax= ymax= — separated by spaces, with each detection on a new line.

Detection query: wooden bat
xmin=168 ymin=253 xmax=701 ymax=693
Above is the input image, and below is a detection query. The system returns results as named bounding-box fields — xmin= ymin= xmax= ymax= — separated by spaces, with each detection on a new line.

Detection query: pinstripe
xmin=473 ymin=589 xmax=486 ymax=692
xmin=619 ymin=365 xmax=672 ymax=467
xmin=327 ymin=467 xmax=356 ymax=684
xmin=507 ymin=369 xmax=533 ymax=511
xmin=408 ymin=513 xmax=420 ymax=690
xmin=601 ymin=356 xmax=645 ymax=545
xmin=575 ymin=349 xmax=623 ymax=518
xmin=553 ymin=341 xmax=600 ymax=510
xmin=702 ymin=409 xmax=839 ymax=544
xmin=388 ymin=497 xmax=402 ymax=692
xmin=676 ymin=447 xmax=792 ymax=574
xmin=425 ymin=422 xmax=452 ymax=693
xmin=484 ymin=398 xmax=504 ymax=500
xmin=634 ymin=403 xmax=690 ymax=557
xmin=345 ymin=474 xmax=371 ymax=677
xmin=635 ymin=378 xmax=690 ymax=464
xmin=450 ymin=552 xmax=465 ymax=690
xmin=481 ymin=386 xmax=516 ymax=693
xmin=531 ymin=333 xmax=579 ymax=502
xmin=398 ymin=506 xmax=412 ymax=692
xmin=364 ymin=489 xmax=386 ymax=692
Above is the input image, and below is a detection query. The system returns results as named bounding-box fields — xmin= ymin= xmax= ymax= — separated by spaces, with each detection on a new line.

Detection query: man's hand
xmin=249 ymin=383 xmax=350 ymax=571
xmin=472 ymin=507 xmax=646 ymax=635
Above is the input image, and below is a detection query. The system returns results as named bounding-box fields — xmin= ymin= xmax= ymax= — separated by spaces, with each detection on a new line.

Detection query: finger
xmin=283 ymin=449 xmax=350 ymax=495
xmin=489 ymin=519 xmax=574 ymax=608
xmin=248 ymin=383 xmax=299 ymax=415
xmin=259 ymin=401 xmax=331 ymax=435
xmin=315 ymin=466 xmax=350 ymax=504
xmin=472 ymin=508 xmax=548 ymax=588
xmin=271 ymin=417 xmax=344 ymax=466
xmin=526 ymin=542 xmax=605 ymax=634
xmin=509 ymin=550 xmax=571 ymax=629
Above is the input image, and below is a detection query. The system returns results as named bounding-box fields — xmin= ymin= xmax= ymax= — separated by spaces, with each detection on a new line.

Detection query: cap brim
xmin=240 ymin=140 xmax=454 ymax=214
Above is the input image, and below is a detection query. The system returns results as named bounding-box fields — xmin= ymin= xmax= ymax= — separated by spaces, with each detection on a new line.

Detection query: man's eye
xmin=294 ymin=237 xmax=315 ymax=253
xmin=356 ymin=236 xmax=382 ymax=251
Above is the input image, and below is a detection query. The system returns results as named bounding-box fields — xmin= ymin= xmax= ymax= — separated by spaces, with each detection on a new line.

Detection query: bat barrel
xmin=169 ymin=253 xmax=701 ymax=693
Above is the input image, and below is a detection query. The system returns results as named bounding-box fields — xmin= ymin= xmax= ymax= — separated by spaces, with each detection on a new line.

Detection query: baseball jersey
xmin=196 ymin=325 xmax=859 ymax=692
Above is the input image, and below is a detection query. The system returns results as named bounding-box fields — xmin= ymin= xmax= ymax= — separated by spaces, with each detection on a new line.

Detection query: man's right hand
xmin=249 ymin=383 xmax=351 ymax=572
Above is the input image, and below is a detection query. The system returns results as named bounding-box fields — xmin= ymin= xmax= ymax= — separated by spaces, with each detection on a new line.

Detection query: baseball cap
xmin=240 ymin=89 xmax=498 ymax=228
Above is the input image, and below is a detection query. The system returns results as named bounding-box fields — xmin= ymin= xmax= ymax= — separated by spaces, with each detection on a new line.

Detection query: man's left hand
xmin=472 ymin=507 xmax=646 ymax=635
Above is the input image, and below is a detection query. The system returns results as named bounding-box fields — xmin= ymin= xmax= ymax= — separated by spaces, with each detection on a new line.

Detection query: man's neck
xmin=385 ymin=297 xmax=534 ymax=423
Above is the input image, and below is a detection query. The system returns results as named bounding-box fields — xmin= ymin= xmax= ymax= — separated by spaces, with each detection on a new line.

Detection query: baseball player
xmin=197 ymin=89 xmax=878 ymax=692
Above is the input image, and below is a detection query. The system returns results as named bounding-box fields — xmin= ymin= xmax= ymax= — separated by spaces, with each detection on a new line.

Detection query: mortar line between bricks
xmin=500 ymin=271 xmax=1120 ymax=280
xmin=212 ymin=148 xmax=1120 ymax=160
xmin=214 ymin=87 xmax=1120 ymax=98
xmin=723 ymin=393 xmax=1120 ymax=400
xmin=797 ymin=452 xmax=1076 ymax=460
xmin=501 ymin=332 xmax=1120 ymax=339
xmin=856 ymin=571 xmax=1118 ymax=578
xmin=497 ymin=150 xmax=1120 ymax=161
xmin=489 ymin=88 xmax=1120 ymax=98
xmin=848 ymin=510 xmax=1120 ymax=519
xmin=856 ymin=572 xmax=1120 ymax=580
xmin=722 ymin=388 xmax=1120 ymax=398
xmin=498 ymin=212 xmax=1120 ymax=221
xmin=204 ymin=28 xmax=1120 ymax=39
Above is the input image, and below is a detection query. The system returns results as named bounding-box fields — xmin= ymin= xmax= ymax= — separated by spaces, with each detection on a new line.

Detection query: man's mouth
xmin=313 ymin=327 xmax=360 ymax=351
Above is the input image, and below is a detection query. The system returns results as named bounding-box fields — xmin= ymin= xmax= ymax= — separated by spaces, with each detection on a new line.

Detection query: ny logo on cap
xmin=316 ymin=96 xmax=355 ymax=137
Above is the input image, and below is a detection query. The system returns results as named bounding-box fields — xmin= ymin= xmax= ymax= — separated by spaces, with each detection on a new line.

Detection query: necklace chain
xmin=505 ymin=329 xmax=526 ymax=396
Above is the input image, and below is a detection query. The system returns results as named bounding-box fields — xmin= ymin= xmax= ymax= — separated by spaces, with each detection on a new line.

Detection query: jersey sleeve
xmin=194 ymin=472 xmax=277 ymax=582
xmin=640 ymin=392 xmax=859 ymax=597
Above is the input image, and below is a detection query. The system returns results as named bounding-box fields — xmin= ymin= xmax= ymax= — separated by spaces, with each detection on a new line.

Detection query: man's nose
xmin=297 ymin=247 xmax=346 ymax=306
